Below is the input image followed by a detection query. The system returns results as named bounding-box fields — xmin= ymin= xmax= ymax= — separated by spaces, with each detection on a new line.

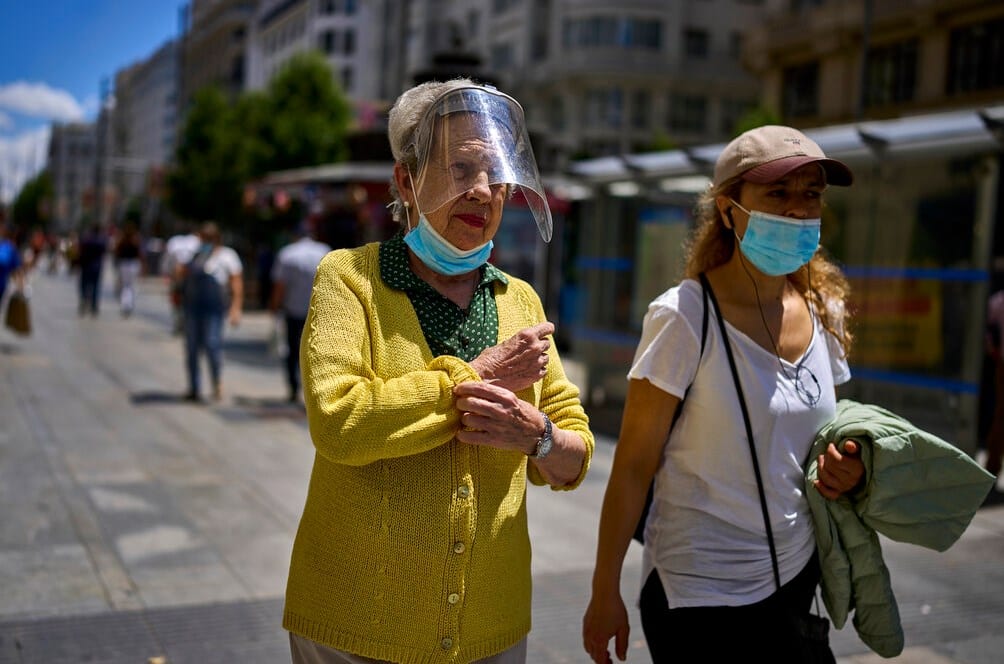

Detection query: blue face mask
xmin=404 ymin=213 xmax=493 ymax=276
xmin=730 ymin=200 xmax=820 ymax=276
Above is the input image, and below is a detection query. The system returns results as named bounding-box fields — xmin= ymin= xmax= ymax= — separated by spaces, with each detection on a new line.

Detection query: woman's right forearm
xmin=591 ymin=463 xmax=652 ymax=594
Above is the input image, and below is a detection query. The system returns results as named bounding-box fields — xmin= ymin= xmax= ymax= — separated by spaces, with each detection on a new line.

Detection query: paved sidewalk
xmin=0 ymin=269 xmax=1002 ymax=663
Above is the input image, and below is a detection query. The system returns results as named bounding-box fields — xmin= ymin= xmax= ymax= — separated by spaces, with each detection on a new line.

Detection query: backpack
xmin=182 ymin=247 xmax=226 ymax=312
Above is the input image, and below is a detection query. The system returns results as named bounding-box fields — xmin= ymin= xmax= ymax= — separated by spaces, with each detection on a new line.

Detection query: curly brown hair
xmin=684 ymin=176 xmax=854 ymax=358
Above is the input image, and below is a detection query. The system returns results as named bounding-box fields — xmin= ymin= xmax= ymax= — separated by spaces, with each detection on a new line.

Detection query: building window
xmin=781 ymin=61 xmax=819 ymax=118
xmin=493 ymin=0 xmax=519 ymax=14
xmin=343 ymin=28 xmax=355 ymax=55
xmin=490 ymin=42 xmax=515 ymax=69
xmin=729 ymin=31 xmax=742 ymax=59
xmin=947 ymin=17 xmax=1004 ymax=95
xmin=549 ymin=96 xmax=565 ymax=131
xmin=864 ymin=39 xmax=917 ymax=107
xmin=719 ymin=99 xmax=752 ymax=135
xmin=668 ymin=94 xmax=707 ymax=133
xmin=631 ymin=90 xmax=650 ymax=130
xmin=320 ymin=30 xmax=337 ymax=54
xmin=321 ymin=0 xmax=355 ymax=14
xmin=341 ymin=66 xmax=353 ymax=92
xmin=683 ymin=28 xmax=709 ymax=59
xmin=563 ymin=16 xmax=661 ymax=50
xmin=583 ymin=88 xmax=623 ymax=129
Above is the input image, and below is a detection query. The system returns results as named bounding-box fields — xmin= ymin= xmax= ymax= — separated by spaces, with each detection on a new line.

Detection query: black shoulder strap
xmin=698 ymin=272 xmax=782 ymax=591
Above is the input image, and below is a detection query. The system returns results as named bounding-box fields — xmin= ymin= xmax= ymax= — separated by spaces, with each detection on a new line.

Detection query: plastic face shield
xmin=410 ymin=86 xmax=552 ymax=242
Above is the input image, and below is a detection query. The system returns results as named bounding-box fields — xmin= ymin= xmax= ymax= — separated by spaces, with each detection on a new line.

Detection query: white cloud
xmin=0 ymin=111 xmax=11 ymax=130
xmin=0 ymin=81 xmax=85 ymax=122
xmin=0 ymin=126 xmax=52 ymax=204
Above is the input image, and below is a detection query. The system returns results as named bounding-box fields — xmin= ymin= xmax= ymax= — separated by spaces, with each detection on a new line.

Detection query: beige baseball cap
xmin=712 ymin=125 xmax=853 ymax=187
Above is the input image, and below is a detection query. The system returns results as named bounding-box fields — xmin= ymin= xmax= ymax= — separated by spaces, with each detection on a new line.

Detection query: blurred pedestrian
xmin=162 ymin=223 xmax=200 ymax=334
xmin=268 ymin=218 xmax=330 ymax=403
xmin=113 ymin=221 xmax=144 ymax=317
xmin=0 ymin=224 xmax=24 ymax=308
xmin=583 ymin=125 xmax=862 ymax=663
xmin=984 ymin=287 xmax=1004 ymax=480
xmin=179 ymin=222 xmax=243 ymax=402
xmin=283 ymin=79 xmax=594 ymax=664
xmin=77 ymin=224 xmax=107 ymax=317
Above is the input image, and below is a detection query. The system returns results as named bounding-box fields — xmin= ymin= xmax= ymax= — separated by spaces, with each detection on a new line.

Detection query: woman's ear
xmin=715 ymin=195 xmax=734 ymax=230
xmin=392 ymin=163 xmax=414 ymax=207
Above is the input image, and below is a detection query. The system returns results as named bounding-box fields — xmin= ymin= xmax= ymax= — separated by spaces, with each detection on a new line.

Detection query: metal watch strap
xmin=529 ymin=412 xmax=553 ymax=459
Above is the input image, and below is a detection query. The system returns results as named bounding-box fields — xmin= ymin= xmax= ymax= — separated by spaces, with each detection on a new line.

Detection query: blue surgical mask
xmin=729 ymin=199 xmax=820 ymax=276
xmin=404 ymin=213 xmax=493 ymax=276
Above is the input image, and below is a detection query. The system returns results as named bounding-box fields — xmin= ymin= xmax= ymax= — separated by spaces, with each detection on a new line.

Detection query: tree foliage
xmin=11 ymin=170 xmax=53 ymax=229
xmin=733 ymin=106 xmax=783 ymax=137
xmin=167 ymin=52 xmax=351 ymax=228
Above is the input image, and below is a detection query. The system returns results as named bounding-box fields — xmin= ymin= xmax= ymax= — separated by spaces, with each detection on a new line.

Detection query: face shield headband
xmin=409 ymin=86 xmax=553 ymax=242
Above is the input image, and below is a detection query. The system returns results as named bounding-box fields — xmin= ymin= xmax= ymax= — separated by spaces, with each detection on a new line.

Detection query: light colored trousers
xmin=289 ymin=633 xmax=527 ymax=664
xmin=116 ymin=259 xmax=141 ymax=314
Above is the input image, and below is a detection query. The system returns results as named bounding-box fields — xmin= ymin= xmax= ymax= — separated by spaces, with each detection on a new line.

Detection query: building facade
xmin=743 ymin=0 xmax=1004 ymax=126
xmin=402 ymin=0 xmax=769 ymax=171
xmin=47 ymin=123 xmax=97 ymax=232
xmin=108 ymin=39 xmax=179 ymax=227
xmin=179 ymin=0 xmax=256 ymax=111
xmin=246 ymin=0 xmax=406 ymax=130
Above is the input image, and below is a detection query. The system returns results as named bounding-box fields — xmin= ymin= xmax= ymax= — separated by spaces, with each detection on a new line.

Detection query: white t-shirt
xmin=202 ymin=246 xmax=243 ymax=287
xmin=628 ymin=278 xmax=850 ymax=608
xmin=162 ymin=233 xmax=200 ymax=275
xmin=271 ymin=237 xmax=331 ymax=318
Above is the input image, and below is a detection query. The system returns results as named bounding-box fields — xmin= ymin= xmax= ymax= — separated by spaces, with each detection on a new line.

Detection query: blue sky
xmin=0 ymin=1 xmax=184 ymax=203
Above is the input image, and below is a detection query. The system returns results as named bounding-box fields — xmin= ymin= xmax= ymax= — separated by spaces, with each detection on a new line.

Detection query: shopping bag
xmin=268 ymin=315 xmax=288 ymax=359
xmin=4 ymin=289 xmax=31 ymax=336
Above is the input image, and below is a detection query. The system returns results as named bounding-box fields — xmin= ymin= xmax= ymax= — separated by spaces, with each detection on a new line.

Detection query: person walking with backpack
xmin=179 ymin=221 xmax=243 ymax=402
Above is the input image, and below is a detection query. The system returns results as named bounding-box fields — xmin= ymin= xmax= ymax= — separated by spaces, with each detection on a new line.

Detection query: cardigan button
xmin=457 ymin=485 xmax=470 ymax=498
xmin=453 ymin=541 xmax=466 ymax=554
xmin=441 ymin=637 xmax=453 ymax=650
xmin=447 ymin=592 xmax=460 ymax=604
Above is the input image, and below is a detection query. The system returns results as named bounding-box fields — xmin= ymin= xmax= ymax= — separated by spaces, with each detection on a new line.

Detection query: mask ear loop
xmin=404 ymin=168 xmax=423 ymax=233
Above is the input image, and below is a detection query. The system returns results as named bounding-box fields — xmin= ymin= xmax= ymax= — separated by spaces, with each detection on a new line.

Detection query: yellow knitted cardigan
xmin=283 ymin=242 xmax=594 ymax=663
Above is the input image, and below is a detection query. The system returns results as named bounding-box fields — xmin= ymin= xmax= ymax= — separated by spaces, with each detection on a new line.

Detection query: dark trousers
xmin=285 ymin=316 xmax=306 ymax=400
xmin=79 ymin=265 xmax=102 ymax=314
xmin=639 ymin=553 xmax=833 ymax=663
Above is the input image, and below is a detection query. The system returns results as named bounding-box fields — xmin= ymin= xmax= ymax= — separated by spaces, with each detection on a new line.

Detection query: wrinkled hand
xmin=469 ymin=322 xmax=554 ymax=393
xmin=454 ymin=381 xmax=543 ymax=454
xmin=583 ymin=592 xmax=630 ymax=663
xmin=814 ymin=440 xmax=864 ymax=500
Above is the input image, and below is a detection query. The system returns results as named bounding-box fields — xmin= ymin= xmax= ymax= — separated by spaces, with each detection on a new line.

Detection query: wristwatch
xmin=529 ymin=412 xmax=553 ymax=460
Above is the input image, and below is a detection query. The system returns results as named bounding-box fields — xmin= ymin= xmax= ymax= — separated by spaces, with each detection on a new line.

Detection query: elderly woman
xmin=283 ymin=79 xmax=593 ymax=664
xmin=583 ymin=126 xmax=864 ymax=663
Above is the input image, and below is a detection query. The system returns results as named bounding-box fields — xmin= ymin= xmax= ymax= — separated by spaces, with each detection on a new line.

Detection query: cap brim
xmin=742 ymin=155 xmax=853 ymax=186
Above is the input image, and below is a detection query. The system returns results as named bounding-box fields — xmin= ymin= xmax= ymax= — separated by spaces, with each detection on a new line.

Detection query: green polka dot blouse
xmin=379 ymin=233 xmax=508 ymax=362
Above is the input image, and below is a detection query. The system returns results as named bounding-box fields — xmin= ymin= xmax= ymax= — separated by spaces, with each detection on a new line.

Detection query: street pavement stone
xmin=0 ymin=268 xmax=1002 ymax=663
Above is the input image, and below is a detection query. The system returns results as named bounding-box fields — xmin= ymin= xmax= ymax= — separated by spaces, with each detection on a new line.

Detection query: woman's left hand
xmin=454 ymin=380 xmax=542 ymax=454
xmin=814 ymin=440 xmax=865 ymax=500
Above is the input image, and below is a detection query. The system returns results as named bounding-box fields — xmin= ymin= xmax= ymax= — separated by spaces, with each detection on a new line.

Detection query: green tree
xmin=259 ymin=52 xmax=351 ymax=173
xmin=11 ymin=170 xmax=53 ymax=229
xmin=733 ymin=106 xmax=783 ymax=137
xmin=167 ymin=86 xmax=244 ymax=227
xmin=167 ymin=54 xmax=351 ymax=229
